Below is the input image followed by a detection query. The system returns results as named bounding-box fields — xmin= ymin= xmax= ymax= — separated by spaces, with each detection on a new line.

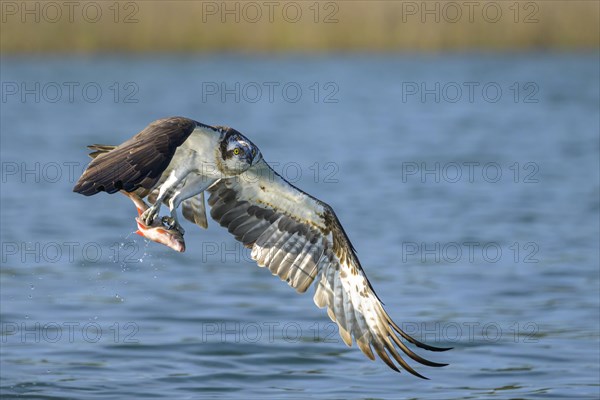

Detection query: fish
xmin=122 ymin=191 xmax=186 ymax=253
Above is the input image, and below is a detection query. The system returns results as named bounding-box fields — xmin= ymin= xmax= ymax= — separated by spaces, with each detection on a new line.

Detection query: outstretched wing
xmin=73 ymin=117 xmax=198 ymax=196
xmin=207 ymin=159 xmax=450 ymax=377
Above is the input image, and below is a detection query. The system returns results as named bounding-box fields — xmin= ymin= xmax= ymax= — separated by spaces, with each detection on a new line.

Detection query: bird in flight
xmin=73 ymin=117 xmax=450 ymax=377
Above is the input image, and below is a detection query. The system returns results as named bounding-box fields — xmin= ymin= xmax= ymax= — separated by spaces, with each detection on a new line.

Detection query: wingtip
xmin=72 ymin=183 xmax=85 ymax=195
xmin=429 ymin=345 xmax=453 ymax=352
xmin=72 ymin=180 xmax=97 ymax=196
xmin=404 ymin=368 xmax=430 ymax=380
xmin=386 ymin=315 xmax=452 ymax=353
xmin=404 ymin=365 xmax=430 ymax=380
xmin=391 ymin=362 xmax=431 ymax=380
xmin=411 ymin=343 xmax=453 ymax=353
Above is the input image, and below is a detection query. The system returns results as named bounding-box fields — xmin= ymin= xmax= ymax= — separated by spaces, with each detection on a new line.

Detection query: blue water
xmin=1 ymin=54 xmax=599 ymax=399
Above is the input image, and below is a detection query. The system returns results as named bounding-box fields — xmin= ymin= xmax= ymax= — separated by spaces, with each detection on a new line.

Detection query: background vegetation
xmin=1 ymin=0 xmax=598 ymax=53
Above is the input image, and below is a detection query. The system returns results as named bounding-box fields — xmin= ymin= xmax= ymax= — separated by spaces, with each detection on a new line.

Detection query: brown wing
xmin=73 ymin=117 xmax=197 ymax=196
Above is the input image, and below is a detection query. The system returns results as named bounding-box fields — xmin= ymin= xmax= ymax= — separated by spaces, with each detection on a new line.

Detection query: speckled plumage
xmin=74 ymin=116 xmax=450 ymax=377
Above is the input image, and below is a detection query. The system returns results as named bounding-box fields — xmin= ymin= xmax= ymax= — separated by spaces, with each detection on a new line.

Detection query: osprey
xmin=73 ymin=117 xmax=450 ymax=377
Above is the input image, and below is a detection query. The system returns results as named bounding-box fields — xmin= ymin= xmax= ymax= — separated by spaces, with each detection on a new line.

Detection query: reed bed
xmin=1 ymin=1 xmax=598 ymax=53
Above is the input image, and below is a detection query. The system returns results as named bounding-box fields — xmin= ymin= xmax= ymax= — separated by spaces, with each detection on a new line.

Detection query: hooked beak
xmin=247 ymin=148 xmax=261 ymax=165
xmin=245 ymin=149 xmax=254 ymax=164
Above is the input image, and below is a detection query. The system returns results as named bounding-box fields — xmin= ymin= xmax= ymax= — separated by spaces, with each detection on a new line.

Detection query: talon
xmin=161 ymin=216 xmax=174 ymax=229
xmin=141 ymin=207 xmax=157 ymax=225
xmin=162 ymin=216 xmax=185 ymax=235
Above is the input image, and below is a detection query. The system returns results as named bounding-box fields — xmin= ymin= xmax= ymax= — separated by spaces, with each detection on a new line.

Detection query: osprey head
xmin=218 ymin=127 xmax=261 ymax=175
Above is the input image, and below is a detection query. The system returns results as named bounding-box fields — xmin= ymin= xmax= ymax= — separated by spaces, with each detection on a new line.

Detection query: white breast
xmin=168 ymin=125 xmax=223 ymax=180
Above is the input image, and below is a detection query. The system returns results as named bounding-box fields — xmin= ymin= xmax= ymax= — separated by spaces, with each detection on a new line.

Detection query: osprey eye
xmin=233 ymin=148 xmax=240 ymax=155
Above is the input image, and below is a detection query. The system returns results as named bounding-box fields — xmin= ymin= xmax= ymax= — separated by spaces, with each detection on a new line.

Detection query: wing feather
xmin=182 ymin=192 xmax=208 ymax=229
xmin=334 ymin=271 xmax=353 ymax=346
xmin=241 ymin=221 xmax=270 ymax=245
xmin=207 ymin=158 xmax=450 ymax=377
xmin=73 ymin=117 xmax=198 ymax=196
xmin=264 ymin=230 xmax=293 ymax=267
xmin=314 ymin=267 xmax=332 ymax=308
xmin=289 ymin=241 xmax=322 ymax=293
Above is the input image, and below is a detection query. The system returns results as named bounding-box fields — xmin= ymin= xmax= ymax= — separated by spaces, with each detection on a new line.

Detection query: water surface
xmin=1 ymin=54 xmax=599 ymax=399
